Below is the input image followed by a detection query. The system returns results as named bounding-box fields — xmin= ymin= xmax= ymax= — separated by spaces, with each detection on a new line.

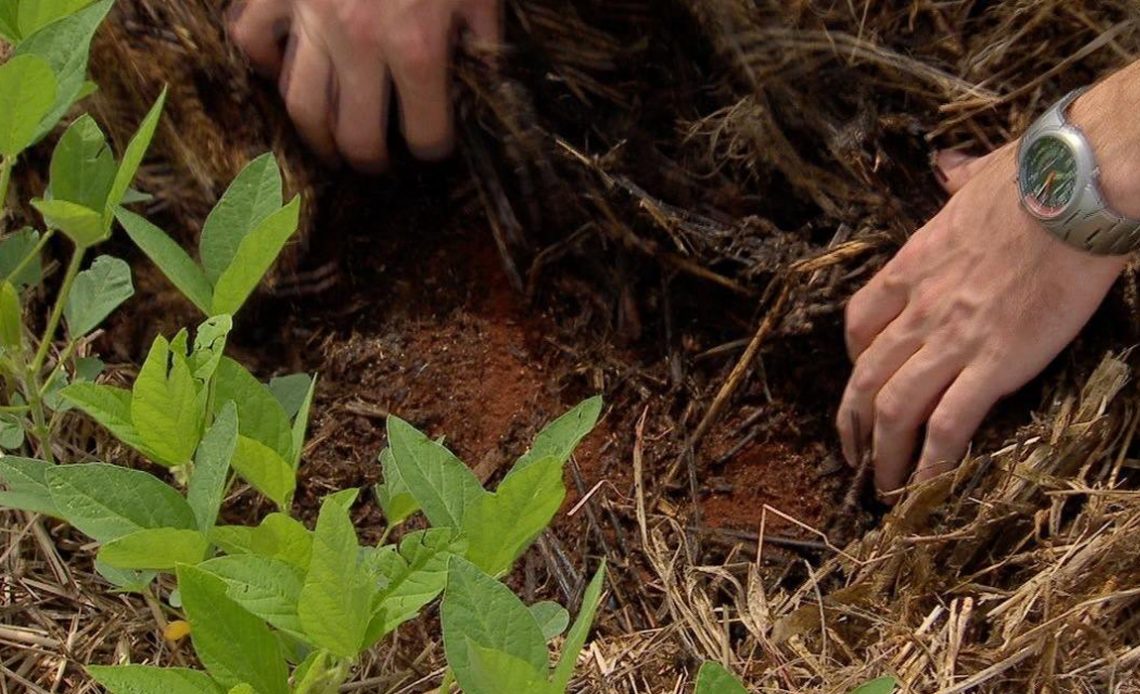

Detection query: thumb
xmin=933 ymin=149 xmax=995 ymax=195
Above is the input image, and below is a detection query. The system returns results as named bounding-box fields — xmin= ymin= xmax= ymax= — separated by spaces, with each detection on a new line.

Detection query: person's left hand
xmin=837 ymin=144 xmax=1128 ymax=498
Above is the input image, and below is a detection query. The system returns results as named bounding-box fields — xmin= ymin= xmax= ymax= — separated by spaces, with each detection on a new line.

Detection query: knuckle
xmin=874 ymin=387 xmax=906 ymax=425
xmin=848 ymin=361 xmax=881 ymax=396
xmin=389 ymin=21 xmax=443 ymax=77
xmin=925 ymin=410 xmax=962 ymax=449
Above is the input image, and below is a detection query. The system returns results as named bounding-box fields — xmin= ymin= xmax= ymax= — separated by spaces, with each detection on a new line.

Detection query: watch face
xmin=1022 ymin=135 xmax=1079 ymax=218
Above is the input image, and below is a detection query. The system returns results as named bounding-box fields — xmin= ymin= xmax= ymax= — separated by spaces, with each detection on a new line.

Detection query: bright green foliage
xmin=384 ymin=397 xmax=602 ymax=576
xmin=97 ymin=527 xmax=208 ymax=570
xmin=230 ymin=436 xmax=295 ymax=511
xmin=13 ymin=0 xmax=113 ymax=140
xmin=33 ymin=88 xmax=165 ymax=247
xmin=64 ymin=255 xmax=133 ymax=336
xmin=44 ymin=463 xmax=196 ymax=542
xmin=187 ymin=403 xmax=239 ymax=532
xmin=214 ymin=356 xmax=295 ymax=462
xmin=119 ymin=153 xmax=301 ymax=318
xmin=131 ymin=334 xmax=204 ymax=467
xmin=850 ymin=676 xmax=900 ymax=694
xmin=210 ymin=513 xmax=313 ymax=570
xmin=0 ymin=54 xmax=57 ymax=157
xmin=442 ymin=556 xmax=607 ymax=694
xmin=88 ymin=665 xmax=226 ymax=694
xmin=16 ymin=0 xmax=97 ymax=40
xmin=178 ymin=564 xmax=290 ymax=694
xmin=298 ymin=495 xmax=373 ymax=658
xmin=363 ymin=528 xmax=464 ymax=644
xmin=0 ymin=1 xmax=17 ymax=41
xmin=0 ymin=456 xmax=57 ymax=516
xmin=694 ymin=661 xmax=749 ymax=694
xmin=0 ymin=280 xmax=22 ymax=350
xmin=197 ymin=554 xmax=306 ymax=638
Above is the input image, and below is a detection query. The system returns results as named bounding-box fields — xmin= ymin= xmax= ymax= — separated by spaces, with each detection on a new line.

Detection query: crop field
xmin=2 ymin=1 xmax=1140 ymax=693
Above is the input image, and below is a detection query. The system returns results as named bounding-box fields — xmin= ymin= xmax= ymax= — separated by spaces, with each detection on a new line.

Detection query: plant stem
xmin=31 ymin=247 xmax=83 ymax=375
xmin=0 ymin=156 xmax=12 ymax=216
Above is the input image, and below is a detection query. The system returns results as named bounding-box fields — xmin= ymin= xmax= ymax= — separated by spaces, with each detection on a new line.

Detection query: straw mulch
xmin=4 ymin=1 xmax=1140 ymax=692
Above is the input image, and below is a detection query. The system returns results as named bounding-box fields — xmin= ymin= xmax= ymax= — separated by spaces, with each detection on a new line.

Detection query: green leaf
xmin=386 ymin=416 xmax=486 ymax=531
xmin=375 ymin=447 xmax=420 ymax=527
xmin=363 ymin=528 xmax=464 ymax=645
xmin=13 ymin=0 xmax=114 ymax=141
xmin=187 ymin=402 xmax=238 ymax=532
xmin=199 ymin=153 xmax=284 ymax=285
xmin=209 ymin=513 xmax=311 ymax=570
xmin=197 ymin=554 xmax=305 ymax=638
xmin=0 ymin=54 xmax=57 ymax=157
xmin=31 ymin=198 xmax=104 ymax=247
xmin=0 ymin=228 xmax=44 ymax=287
xmin=267 ymin=373 xmax=310 ymax=420
xmin=228 ymin=686 xmax=255 ymax=694
xmin=75 ymin=355 xmax=104 ymax=381
xmin=189 ymin=314 xmax=233 ymax=383
xmin=462 ymin=455 xmax=565 ymax=575
xmin=297 ymin=495 xmax=371 ymax=658
xmin=464 ymin=640 xmax=553 ymax=694
xmin=131 ymin=335 xmax=203 ymax=467
xmin=210 ymin=197 xmax=301 ymax=316
xmin=551 ymin=561 xmax=607 ymax=692
xmin=694 ymin=661 xmax=748 ymax=694
xmin=177 ymin=564 xmax=290 ymax=694
xmin=0 ymin=456 xmax=58 ymax=517
xmin=98 ymin=527 xmax=208 ymax=570
xmin=509 ymin=396 xmax=602 ymax=480
xmin=290 ymin=374 xmax=316 ymax=470
xmin=230 ymin=436 xmax=295 ymax=511
xmin=49 ymin=114 xmax=115 ymax=210
xmin=88 ymin=665 xmax=225 ymax=694
xmin=529 ymin=601 xmax=570 ymax=642
xmin=64 ymin=255 xmax=133 ymax=336
xmin=94 ymin=559 xmax=156 ymax=594
xmin=214 ymin=357 xmax=293 ymax=462
xmin=0 ymin=414 xmax=25 ymax=450
xmin=115 ymin=208 xmax=213 ymax=314
xmin=105 ymin=88 xmax=166 ymax=223
xmin=60 ymin=382 xmax=155 ymax=457
xmin=0 ymin=0 xmax=18 ymax=42
xmin=850 ymin=676 xmax=899 ymax=694
xmin=442 ymin=556 xmax=549 ymax=687
xmin=0 ymin=280 xmax=22 ymax=350
xmin=17 ymin=0 xmax=96 ymax=39
xmin=45 ymin=463 xmax=196 ymax=543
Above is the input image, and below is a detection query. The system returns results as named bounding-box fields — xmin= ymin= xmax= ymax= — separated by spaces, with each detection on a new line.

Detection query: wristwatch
xmin=1017 ymin=87 xmax=1140 ymax=255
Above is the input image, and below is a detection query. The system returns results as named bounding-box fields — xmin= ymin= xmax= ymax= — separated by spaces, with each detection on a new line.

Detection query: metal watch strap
xmin=1019 ymin=88 xmax=1140 ymax=255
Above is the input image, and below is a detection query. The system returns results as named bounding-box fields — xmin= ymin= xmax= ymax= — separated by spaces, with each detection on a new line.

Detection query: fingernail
xmin=279 ymin=33 xmax=297 ymax=95
xmin=225 ymin=1 xmax=246 ymax=26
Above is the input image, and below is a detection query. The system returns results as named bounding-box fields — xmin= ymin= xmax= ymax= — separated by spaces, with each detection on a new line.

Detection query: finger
xmin=227 ymin=0 xmax=292 ymax=75
xmin=844 ymin=271 xmax=908 ymax=362
xmin=913 ymin=366 xmax=1003 ymax=484
xmin=279 ymin=25 xmax=338 ymax=162
xmin=388 ymin=9 xmax=456 ymax=159
xmin=870 ymin=347 xmax=964 ymax=495
xmin=460 ymin=0 xmax=503 ymax=49
xmin=836 ymin=318 xmax=923 ymax=467
xmin=327 ymin=27 xmax=391 ymax=171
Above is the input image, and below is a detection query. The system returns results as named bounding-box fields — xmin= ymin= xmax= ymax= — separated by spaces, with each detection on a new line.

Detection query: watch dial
xmin=1022 ymin=135 xmax=1079 ymax=217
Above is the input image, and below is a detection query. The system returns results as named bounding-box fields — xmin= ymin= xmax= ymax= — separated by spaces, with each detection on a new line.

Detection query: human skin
xmin=838 ymin=62 xmax=1140 ymax=498
xmin=226 ymin=0 xmax=501 ymax=172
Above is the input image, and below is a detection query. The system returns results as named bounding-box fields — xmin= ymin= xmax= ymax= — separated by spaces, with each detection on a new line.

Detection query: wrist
xmin=1070 ymin=63 xmax=1140 ymax=219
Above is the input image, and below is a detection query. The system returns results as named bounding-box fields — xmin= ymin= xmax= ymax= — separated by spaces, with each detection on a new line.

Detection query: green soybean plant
xmin=693 ymin=662 xmax=900 ymax=694
xmin=116 ymin=151 xmax=302 ymax=318
xmin=0 ymin=0 xmax=165 ymax=460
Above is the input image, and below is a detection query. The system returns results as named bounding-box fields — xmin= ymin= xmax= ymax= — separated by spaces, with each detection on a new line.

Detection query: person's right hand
xmin=226 ymin=0 xmax=501 ymax=172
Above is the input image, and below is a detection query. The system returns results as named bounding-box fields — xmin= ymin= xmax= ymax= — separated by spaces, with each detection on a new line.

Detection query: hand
xmin=226 ymin=0 xmax=501 ymax=172
xmin=837 ymin=143 xmax=1128 ymax=497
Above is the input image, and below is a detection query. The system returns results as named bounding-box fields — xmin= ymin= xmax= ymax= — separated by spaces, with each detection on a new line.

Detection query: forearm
xmin=1071 ymin=60 xmax=1140 ymax=218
